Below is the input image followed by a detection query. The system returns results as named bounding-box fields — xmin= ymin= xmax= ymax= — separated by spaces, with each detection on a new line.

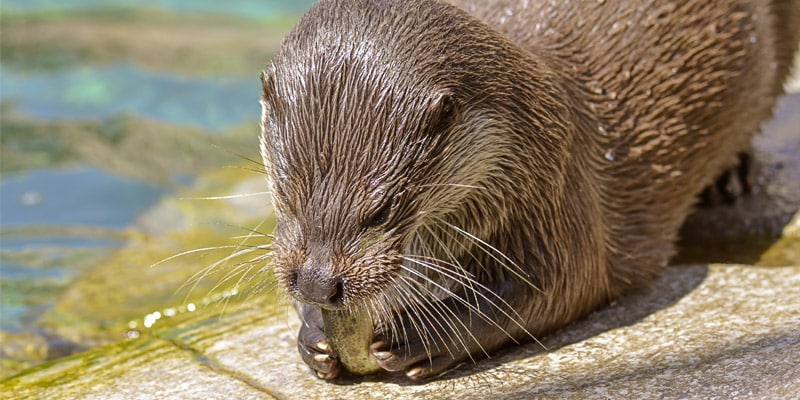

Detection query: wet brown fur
xmin=259 ymin=0 xmax=800 ymax=380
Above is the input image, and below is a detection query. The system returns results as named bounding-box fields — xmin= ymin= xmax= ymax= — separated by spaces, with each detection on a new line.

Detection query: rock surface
xmin=3 ymin=264 xmax=799 ymax=399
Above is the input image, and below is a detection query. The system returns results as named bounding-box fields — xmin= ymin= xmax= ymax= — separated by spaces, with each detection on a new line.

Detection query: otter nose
xmin=295 ymin=266 xmax=343 ymax=306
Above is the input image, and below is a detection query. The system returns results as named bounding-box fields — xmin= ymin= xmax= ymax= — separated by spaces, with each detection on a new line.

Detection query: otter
xmin=258 ymin=0 xmax=800 ymax=380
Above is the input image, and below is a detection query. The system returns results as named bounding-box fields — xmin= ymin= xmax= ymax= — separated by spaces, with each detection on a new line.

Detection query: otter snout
xmin=292 ymin=264 xmax=344 ymax=307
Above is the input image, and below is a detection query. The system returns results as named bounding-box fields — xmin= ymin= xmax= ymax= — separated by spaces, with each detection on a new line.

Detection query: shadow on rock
xmin=342 ymin=265 xmax=710 ymax=385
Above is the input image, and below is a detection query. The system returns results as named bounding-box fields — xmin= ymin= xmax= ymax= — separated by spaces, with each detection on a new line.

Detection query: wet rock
xmin=0 ymin=331 xmax=48 ymax=375
xmin=3 ymin=336 xmax=275 ymax=400
xmin=3 ymin=264 xmax=799 ymax=399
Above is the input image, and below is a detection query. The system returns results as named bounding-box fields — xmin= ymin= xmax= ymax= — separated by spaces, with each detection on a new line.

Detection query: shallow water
xmin=1 ymin=167 xmax=165 ymax=229
xmin=0 ymin=1 xmax=314 ymax=378
xmin=3 ymin=0 xmax=313 ymax=19
xmin=1 ymin=65 xmax=258 ymax=132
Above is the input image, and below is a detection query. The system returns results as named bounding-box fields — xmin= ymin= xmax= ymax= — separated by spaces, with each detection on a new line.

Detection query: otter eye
xmin=364 ymin=198 xmax=393 ymax=228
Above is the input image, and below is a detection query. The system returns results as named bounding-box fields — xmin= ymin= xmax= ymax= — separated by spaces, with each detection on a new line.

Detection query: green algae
xmin=757 ymin=211 xmax=800 ymax=266
xmin=1 ymin=301 xmax=283 ymax=399
xmin=37 ymin=168 xmax=277 ymax=346
xmin=0 ymin=108 xmax=256 ymax=186
xmin=2 ymin=336 xmax=211 ymax=398
xmin=0 ymin=158 xmax=276 ymax=378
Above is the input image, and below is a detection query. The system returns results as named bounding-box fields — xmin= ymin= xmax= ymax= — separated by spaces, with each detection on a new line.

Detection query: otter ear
xmin=260 ymin=70 xmax=281 ymax=124
xmin=260 ymin=70 xmax=276 ymax=103
xmin=260 ymin=70 xmax=278 ymax=139
xmin=427 ymin=91 xmax=457 ymax=133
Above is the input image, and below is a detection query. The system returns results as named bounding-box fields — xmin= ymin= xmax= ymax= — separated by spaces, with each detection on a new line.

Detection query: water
xmin=0 ymin=168 xmax=166 ymax=333
xmin=1 ymin=65 xmax=258 ymax=133
xmin=1 ymin=167 xmax=166 ymax=230
xmin=0 ymin=1 xmax=313 ymax=376
xmin=2 ymin=0 xmax=317 ymax=19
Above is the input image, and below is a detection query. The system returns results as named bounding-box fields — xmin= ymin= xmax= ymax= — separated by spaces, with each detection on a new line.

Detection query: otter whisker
xmin=194 ymin=250 xmax=271 ymax=318
xmin=396 ymin=261 xmax=519 ymax=349
xmin=210 ymin=143 xmax=268 ymax=172
xmin=177 ymin=244 xmax=270 ymax=300
xmin=379 ymin=283 xmax=436 ymax=360
xmin=211 ymin=250 xmax=274 ymax=296
xmin=403 ymin=250 xmax=480 ymax=311
xmin=150 ymin=245 xmax=246 ymax=269
xmin=398 ymin=273 xmax=473 ymax=352
xmin=187 ymin=219 xmax=273 ymax=298
xmin=392 ymin=279 xmax=443 ymax=357
xmin=439 ymin=219 xmax=542 ymax=294
xmin=245 ymin=262 xmax=280 ymax=297
xmin=156 ymin=244 xmax=260 ymax=300
xmin=392 ymin=279 xmax=449 ymax=360
xmin=401 ymin=254 xmax=516 ymax=313
xmin=382 ymin=289 xmax=412 ymax=351
xmin=231 ymin=223 xmax=275 ymax=239
xmin=415 ymin=227 xmax=529 ymax=327
xmin=418 ymin=225 xmax=482 ymax=308
xmin=179 ymin=192 xmax=271 ymax=201
xmin=373 ymin=291 xmax=405 ymax=350
xmin=241 ymin=253 xmax=276 ymax=285
xmin=229 ymin=234 xmax=274 ymax=240
xmin=427 ymin=222 xmax=495 ymax=279
xmin=398 ymin=275 xmax=482 ymax=362
xmin=405 ymin=251 xmax=545 ymax=349
xmin=396 ymin=275 xmax=476 ymax=363
xmin=400 ymin=254 xmax=534 ymax=347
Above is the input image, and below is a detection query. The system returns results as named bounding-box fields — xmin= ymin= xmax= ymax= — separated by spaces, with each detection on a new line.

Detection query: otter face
xmin=259 ymin=62 xmax=458 ymax=310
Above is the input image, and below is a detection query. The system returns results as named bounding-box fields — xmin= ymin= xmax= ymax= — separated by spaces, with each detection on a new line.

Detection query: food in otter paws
xmin=321 ymin=308 xmax=381 ymax=375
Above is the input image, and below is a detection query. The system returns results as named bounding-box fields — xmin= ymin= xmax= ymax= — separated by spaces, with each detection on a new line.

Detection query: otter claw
xmin=369 ymin=341 xmax=385 ymax=352
xmin=370 ymin=341 xmax=393 ymax=361
xmin=315 ymin=341 xmax=329 ymax=351
xmin=316 ymin=370 xmax=338 ymax=380
xmin=297 ymin=305 xmax=341 ymax=379
xmin=299 ymin=340 xmax=340 ymax=379
xmin=406 ymin=367 xmax=423 ymax=378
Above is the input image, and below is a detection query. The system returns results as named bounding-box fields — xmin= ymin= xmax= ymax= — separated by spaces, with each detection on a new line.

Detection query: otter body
xmin=259 ymin=0 xmax=800 ymax=380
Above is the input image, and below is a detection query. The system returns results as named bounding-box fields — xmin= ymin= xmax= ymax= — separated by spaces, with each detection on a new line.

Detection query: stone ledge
xmin=6 ymin=264 xmax=797 ymax=399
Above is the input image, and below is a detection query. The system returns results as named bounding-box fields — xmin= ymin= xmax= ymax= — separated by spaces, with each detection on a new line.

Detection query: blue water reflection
xmin=0 ymin=168 xmax=162 ymax=333
xmin=2 ymin=0 xmax=317 ymax=19
xmin=1 ymin=167 xmax=165 ymax=230
xmin=0 ymin=168 xmax=165 ymax=236
xmin=1 ymin=65 xmax=258 ymax=132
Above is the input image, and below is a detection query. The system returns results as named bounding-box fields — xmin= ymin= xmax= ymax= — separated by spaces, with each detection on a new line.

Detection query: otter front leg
xmin=371 ymin=280 xmax=533 ymax=380
xmin=701 ymin=152 xmax=753 ymax=205
xmin=295 ymin=303 xmax=341 ymax=379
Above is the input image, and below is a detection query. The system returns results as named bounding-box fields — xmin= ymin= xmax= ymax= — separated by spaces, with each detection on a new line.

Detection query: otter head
xmin=259 ymin=0 xmax=553 ymax=314
xmin=257 ymin=17 xmax=469 ymax=310
xmin=260 ymin=66 xmax=458 ymax=309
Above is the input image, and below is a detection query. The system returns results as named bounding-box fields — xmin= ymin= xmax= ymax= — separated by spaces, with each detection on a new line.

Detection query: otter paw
xmin=701 ymin=152 xmax=752 ymax=205
xmin=370 ymin=339 xmax=462 ymax=381
xmin=298 ymin=316 xmax=341 ymax=379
